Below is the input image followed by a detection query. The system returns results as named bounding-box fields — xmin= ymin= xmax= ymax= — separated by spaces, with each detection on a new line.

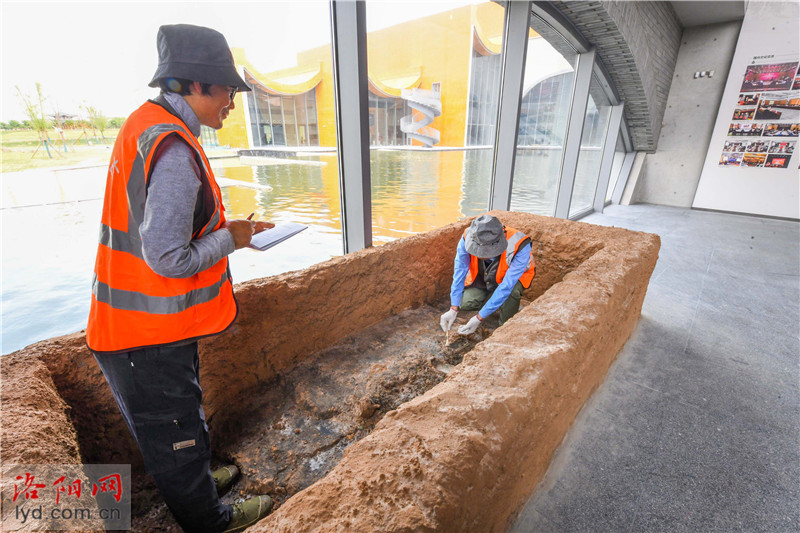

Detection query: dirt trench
xmin=131 ymin=302 xmax=512 ymax=530
xmin=2 ymin=211 xmax=660 ymax=532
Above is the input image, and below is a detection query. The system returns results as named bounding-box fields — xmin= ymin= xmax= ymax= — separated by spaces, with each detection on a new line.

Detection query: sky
xmin=1 ymin=0 xmax=476 ymax=123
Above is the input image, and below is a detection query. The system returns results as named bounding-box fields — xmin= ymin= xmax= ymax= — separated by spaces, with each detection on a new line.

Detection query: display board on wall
xmin=694 ymin=2 xmax=799 ymax=219
xmin=721 ymin=60 xmax=798 ymax=169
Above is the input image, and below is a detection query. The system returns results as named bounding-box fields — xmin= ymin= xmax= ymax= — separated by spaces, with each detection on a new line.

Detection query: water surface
xmin=2 ymin=149 xmax=571 ymax=354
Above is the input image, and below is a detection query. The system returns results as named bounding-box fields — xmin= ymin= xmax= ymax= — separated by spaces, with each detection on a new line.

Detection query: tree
xmin=82 ymin=104 xmax=109 ymax=141
xmin=108 ymin=116 xmax=126 ymax=129
xmin=16 ymin=82 xmax=53 ymax=158
xmin=9 ymin=120 xmax=22 ymax=129
xmin=0 ymin=122 xmax=9 ymax=130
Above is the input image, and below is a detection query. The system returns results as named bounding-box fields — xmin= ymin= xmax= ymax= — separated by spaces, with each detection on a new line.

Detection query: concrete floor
xmin=511 ymin=204 xmax=799 ymax=533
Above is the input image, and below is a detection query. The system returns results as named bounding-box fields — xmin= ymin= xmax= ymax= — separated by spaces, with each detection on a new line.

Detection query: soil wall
xmin=0 ymin=211 xmax=659 ymax=531
xmin=252 ymin=212 xmax=660 ymax=532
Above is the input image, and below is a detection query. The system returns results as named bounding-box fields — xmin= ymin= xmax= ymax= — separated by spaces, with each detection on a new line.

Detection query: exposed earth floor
xmin=130 ymin=300 xmax=516 ymax=530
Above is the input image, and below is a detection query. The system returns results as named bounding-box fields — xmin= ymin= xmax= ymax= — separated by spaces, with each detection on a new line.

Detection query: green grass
xmin=0 ymin=128 xmax=120 ymax=173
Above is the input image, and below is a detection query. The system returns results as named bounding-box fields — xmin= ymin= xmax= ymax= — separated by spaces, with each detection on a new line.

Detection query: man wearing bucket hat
xmin=87 ymin=24 xmax=273 ymax=532
xmin=440 ymin=215 xmax=536 ymax=335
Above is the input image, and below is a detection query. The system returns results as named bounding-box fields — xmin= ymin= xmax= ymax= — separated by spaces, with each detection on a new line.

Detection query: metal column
xmin=488 ymin=0 xmax=532 ymax=212
xmin=241 ymin=90 xmax=255 ymax=148
xmin=612 ymin=151 xmax=637 ymax=204
xmin=330 ymin=0 xmax=372 ymax=253
xmin=553 ymin=48 xmax=595 ymax=219
xmin=593 ymin=103 xmax=624 ymax=213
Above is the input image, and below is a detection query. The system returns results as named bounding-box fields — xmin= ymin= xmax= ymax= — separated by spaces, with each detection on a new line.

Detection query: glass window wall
xmin=369 ymin=92 xmax=409 ymax=146
xmin=466 ymin=49 xmax=502 ymax=147
xmin=244 ymin=69 xmax=319 ymax=148
xmin=510 ymin=16 xmax=579 ymax=216
xmin=0 ymin=1 xmax=345 ymax=353
xmin=214 ymin=2 xmax=343 ymax=280
xmin=606 ymin=131 xmax=627 ymax=202
xmin=365 ymin=1 xmax=505 ymax=242
xmin=200 ymin=126 xmax=219 ymax=147
xmin=569 ymin=75 xmax=612 ymax=217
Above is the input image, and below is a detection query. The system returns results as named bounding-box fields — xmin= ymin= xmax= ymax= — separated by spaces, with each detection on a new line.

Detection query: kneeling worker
xmin=440 ymin=215 xmax=535 ymax=335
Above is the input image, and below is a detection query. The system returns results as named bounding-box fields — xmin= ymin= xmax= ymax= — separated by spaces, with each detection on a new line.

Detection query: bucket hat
xmin=464 ymin=215 xmax=507 ymax=258
xmin=148 ymin=24 xmax=251 ymax=91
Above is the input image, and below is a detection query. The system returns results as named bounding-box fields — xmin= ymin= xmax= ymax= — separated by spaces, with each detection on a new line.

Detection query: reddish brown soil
xmin=1 ymin=211 xmax=660 ymax=532
xmin=129 ymin=303 xmax=506 ymax=530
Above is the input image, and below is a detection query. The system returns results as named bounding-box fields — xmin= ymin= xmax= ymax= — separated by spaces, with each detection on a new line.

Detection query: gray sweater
xmin=139 ymin=92 xmax=235 ymax=279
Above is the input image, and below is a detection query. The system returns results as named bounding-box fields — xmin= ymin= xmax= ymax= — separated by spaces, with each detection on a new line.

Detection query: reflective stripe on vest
xmin=464 ymin=226 xmax=535 ymax=289
xmin=86 ymin=100 xmax=236 ymax=354
xmin=92 ymin=270 xmax=229 ymax=315
xmin=98 ymin=223 xmax=143 ymax=259
xmin=96 ymin=122 xmax=221 ymax=261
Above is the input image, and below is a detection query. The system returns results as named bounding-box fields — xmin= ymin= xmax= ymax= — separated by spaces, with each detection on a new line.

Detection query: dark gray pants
xmin=93 ymin=342 xmax=231 ymax=532
xmin=461 ymin=280 xmax=525 ymax=325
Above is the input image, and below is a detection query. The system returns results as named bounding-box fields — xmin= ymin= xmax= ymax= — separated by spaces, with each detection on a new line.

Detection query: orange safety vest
xmin=86 ymin=100 xmax=237 ymax=354
xmin=464 ymin=226 xmax=535 ymax=289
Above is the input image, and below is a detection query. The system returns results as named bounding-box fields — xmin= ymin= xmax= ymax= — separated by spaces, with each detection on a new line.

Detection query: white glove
xmin=458 ymin=315 xmax=482 ymax=335
xmin=440 ymin=309 xmax=458 ymax=332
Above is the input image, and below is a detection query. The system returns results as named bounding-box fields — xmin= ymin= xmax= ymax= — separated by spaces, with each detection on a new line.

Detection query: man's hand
xmin=457 ymin=315 xmax=482 ymax=335
xmin=253 ymin=220 xmax=275 ymax=234
xmin=223 ymin=219 xmax=255 ymax=249
xmin=440 ymin=308 xmax=458 ymax=332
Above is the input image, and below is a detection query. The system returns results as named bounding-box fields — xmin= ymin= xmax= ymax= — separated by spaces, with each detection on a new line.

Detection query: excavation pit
xmin=217 ymin=306 xmax=500 ymax=505
xmin=1 ymin=211 xmax=660 ymax=532
xmin=127 ymin=304 xmax=503 ymax=529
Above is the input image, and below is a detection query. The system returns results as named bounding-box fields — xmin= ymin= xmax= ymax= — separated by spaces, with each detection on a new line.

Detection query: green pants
xmin=460 ymin=281 xmax=525 ymax=325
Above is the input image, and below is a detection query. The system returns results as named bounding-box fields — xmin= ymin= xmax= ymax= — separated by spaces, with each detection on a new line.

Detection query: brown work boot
xmin=222 ymin=495 xmax=273 ymax=532
xmin=212 ymin=464 xmax=239 ymax=495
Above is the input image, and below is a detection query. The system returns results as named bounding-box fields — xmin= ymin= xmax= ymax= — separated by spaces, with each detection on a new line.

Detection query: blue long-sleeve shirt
xmin=449 ymin=237 xmax=532 ymax=318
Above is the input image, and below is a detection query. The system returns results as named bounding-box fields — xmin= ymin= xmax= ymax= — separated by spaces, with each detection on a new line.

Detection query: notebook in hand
xmin=248 ymin=222 xmax=308 ymax=251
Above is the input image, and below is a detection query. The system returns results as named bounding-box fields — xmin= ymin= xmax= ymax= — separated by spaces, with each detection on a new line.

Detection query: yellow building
xmin=217 ymin=3 xmax=510 ymax=150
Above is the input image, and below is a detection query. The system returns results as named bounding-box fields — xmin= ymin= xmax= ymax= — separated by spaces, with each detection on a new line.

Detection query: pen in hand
xmin=246 ymin=212 xmax=256 ymax=236
xmin=245 ymin=212 xmax=276 ymax=238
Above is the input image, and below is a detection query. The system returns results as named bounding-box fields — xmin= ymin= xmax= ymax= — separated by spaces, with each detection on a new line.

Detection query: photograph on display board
xmin=741 ymin=153 xmax=767 ymax=167
xmin=740 ymin=62 xmax=798 ymax=92
xmin=754 ymin=91 xmax=800 ymax=121
xmin=793 ymin=77 xmax=800 ymax=90
xmin=737 ymin=93 xmax=760 ymax=106
xmin=764 ymin=154 xmax=792 ymax=168
xmin=745 ymin=140 xmax=769 ymax=153
xmin=728 ymin=122 xmax=764 ymax=136
xmin=719 ymin=153 xmax=743 ymax=166
xmin=732 ymin=108 xmax=756 ymax=120
xmin=763 ymin=123 xmax=800 ymax=137
xmin=723 ymin=140 xmax=747 ymax=152
xmin=767 ymin=140 xmax=795 ymax=153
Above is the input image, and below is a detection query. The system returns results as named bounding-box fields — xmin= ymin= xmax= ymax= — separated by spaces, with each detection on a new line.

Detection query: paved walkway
xmin=512 ymin=204 xmax=799 ymax=532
